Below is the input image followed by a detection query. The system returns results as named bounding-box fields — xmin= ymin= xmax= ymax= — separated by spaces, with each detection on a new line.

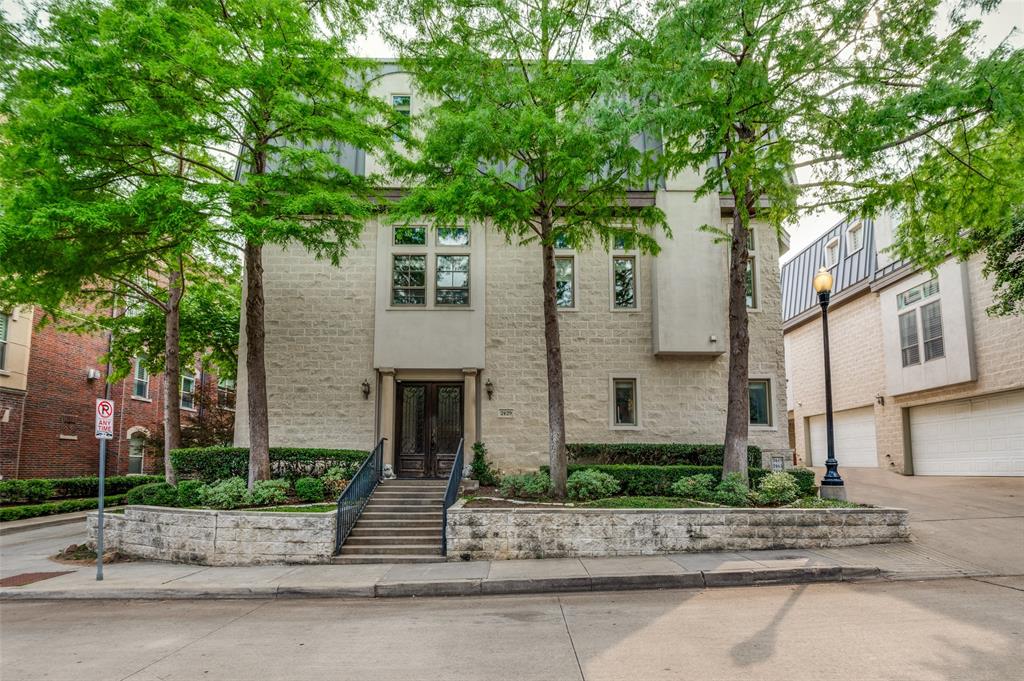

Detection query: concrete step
xmin=339 ymin=544 xmax=442 ymax=556
xmin=349 ymin=526 xmax=442 ymax=537
xmin=380 ymin=481 xmax=447 ymax=488
xmin=364 ymin=499 xmax=444 ymax=508
xmin=371 ymin=490 xmax=445 ymax=499
xmin=344 ymin=535 xmax=439 ymax=546
xmin=360 ymin=511 xmax=442 ymax=521
xmin=331 ymin=555 xmax=445 ymax=565
xmin=353 ymin=518 xmax=442 ymax=528
xmin=362 ymin=505 xmax=444 ymax=514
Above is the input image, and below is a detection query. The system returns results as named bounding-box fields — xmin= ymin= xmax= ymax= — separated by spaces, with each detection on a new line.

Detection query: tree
xmin=619 ymin=0 xmax=1008 ymax=484
xmin=387 ymin=0 xmax=667 ymax=497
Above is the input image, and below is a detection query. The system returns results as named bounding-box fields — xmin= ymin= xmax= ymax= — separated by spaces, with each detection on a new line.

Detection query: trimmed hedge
xmin=543 ymin=464 xmax=815 ymax=498
xmin=0 ymin=475 xmax=165 ymax=504
xmin=0 ymin=495 xmax=127 ymax=522
xmin=567 ymin=443 xmax=762 ymax=469
xmin=170 ymin=447 xmax=368 ymax=482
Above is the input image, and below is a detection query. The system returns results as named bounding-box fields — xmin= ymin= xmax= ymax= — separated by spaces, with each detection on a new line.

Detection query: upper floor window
xmin=749 ymin=379 xmax=772 ymax=426
xmin=0 ymin=312 xmax=8 ymax=370
xmin=180 ymin=370 xmax=196 ymax=410
xmin=133 ymin=358 xmax=149 ymax=399
xmin=846 ymin=221 xmax=864 ymax=254
xmin=392 ymin=94 xmax=411 ymax=137
xmin=553 ymin=232 xmax=571 ymax=249
xmin=437 ymin=227 xmax=469 ymax=246
xmin=217 ymin=378 xmax=236 ymax=411
xmin=897 ymin=278 xmax=944 ymax=367
xmin=394 ymin=226 xmax=426 ymax=246
xmin=824 ymin=236 xmax=840 ymax=268
xmin=392 ymin=255 xmax=427 ymax=305
xmin=435 ymin=255 xmax=470 ymax=305
xmin=612 ymin=256 xmax=637 ymax=309
xmin=745 ymin=230 xmax=757 ymax=309
xmin=555 ymin=256 xmax=575 ymax=308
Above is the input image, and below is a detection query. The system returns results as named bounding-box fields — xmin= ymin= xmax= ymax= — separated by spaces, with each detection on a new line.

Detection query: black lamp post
xmin=813 ymin=267 xmax=846 ymax=499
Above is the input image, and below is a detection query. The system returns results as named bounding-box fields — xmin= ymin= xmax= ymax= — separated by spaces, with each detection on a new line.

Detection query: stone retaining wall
xmin=87 ymin=506 xmax=335 ymax=566
xmin=446 ymin=503 xmax=910 ymax=560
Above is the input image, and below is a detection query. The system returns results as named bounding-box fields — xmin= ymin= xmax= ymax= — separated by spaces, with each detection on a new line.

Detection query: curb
xmin=0 ymin=565 xmax=884 ymax=601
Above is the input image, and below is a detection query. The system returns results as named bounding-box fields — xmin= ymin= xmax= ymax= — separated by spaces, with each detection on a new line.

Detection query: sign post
xmin=95 ymin=398 xmax=114 ymax=581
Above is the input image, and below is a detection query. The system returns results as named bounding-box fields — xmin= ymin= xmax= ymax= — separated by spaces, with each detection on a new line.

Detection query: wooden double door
xmin=395 ymin=382 xmax=464 ymax=479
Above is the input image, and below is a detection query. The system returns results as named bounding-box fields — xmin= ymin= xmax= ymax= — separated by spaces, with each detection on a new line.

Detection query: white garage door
xmin=809 ymin=406 xmax=878 ymax=468
xmin=910 ymin=390 xmax=1024 ymax=476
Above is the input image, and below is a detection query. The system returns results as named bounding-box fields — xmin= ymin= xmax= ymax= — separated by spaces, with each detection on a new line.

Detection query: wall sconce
xmin=875 ymin=393 xmax=885 ymax=406
xmin=361 ymin=379 xmax=371 ymax=400
xmin=485 ymin=379 xmax=495 ymax=400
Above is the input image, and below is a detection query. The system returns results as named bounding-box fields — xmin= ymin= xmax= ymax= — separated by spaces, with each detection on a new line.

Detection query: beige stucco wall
xmin=0 ymin=307 xmax=34 ymax=392
xmin=785 ymin=254 xmax=1024 ymax=473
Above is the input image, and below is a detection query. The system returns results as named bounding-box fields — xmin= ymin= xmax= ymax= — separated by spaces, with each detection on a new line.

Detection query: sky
xmin=3 ymin=0 xmax=1022 ymax=261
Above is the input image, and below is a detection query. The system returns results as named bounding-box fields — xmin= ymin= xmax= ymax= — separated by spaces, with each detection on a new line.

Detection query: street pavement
xmin=2 ymin=577 xmax=1022 ymax=680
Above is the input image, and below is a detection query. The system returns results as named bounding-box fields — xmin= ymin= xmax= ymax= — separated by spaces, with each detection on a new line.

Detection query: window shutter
xmin=899 ymin=310 xmax=920 ymax=367
xmin=921 ymin=301 xmax=944 ymax=361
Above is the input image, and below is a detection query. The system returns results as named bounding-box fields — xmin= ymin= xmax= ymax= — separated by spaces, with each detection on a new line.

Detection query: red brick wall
xmin=0 ymin=389 xmax=27 ymax=478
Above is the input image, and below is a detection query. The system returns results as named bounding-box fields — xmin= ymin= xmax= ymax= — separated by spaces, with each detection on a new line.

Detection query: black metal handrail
xmin=441 ymin=438 xmax=465 ymax=557
xmin=334 ymin=438 xmax=384 ymax=555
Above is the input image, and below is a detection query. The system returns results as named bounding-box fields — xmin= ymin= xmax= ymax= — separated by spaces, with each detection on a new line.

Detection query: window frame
xmin=898 ymin=309 xmax=921 ymax=367
xmin=436 ymin=227 xmax=470 ymax=247
xmin=610 ymin=253 xmax=639 ymax=311
xmin=391 ymin=253 xmax=429 ymax=306
xmin=554 ymin=255 xmax=577 ymax=310
xmin=748 ymin=378 xmax=773 ymax=428
xmin=0 ymin=311 xmax=8 ymax=371
xmin=896 ymin=277 xmax=943 ymax=367
xmin=823 ymin=236 xmax=840 ymax=269
xmin=393 ymin=225 xmax=427 ymax=246
xmin=217 ymin=377 xmax=237 ymax=411
xmin=391 ymin=93 xmax=411 ymax=140
xmin=128 ymin=433 xmax=145 ymax=475
xmin=745 ymin=230 xmax=758 ymax=310
xmin=132 ymin=357 xmax=150 ymax=400
xmin=920 ymin=300 xmax=945 ymax=362
xmin=180 ymin=370 xmax=196 ymax=411
xmin=609 ymin=375 xmax=641 ymax=430
xmin=846 ymin=221 xmax=864 ymax=255
xmin=434 ymin=254 xmax=471 ymax=306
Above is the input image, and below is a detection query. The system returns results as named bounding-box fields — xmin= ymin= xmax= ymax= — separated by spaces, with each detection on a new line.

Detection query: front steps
xmin=333 ymin=479 xmax=447 ymax=564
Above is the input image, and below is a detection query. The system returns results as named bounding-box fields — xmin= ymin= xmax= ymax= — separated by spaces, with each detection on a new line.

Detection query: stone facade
xmin=446 ymin=503 xmax=910 ymax=560
xmin=87 ymin=506 xmax=336 ymax=566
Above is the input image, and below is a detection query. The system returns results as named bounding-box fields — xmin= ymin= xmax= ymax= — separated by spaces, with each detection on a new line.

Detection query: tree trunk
xmin=540 ymin=228 xmax=568 ymax=498
xmin=245 ymin=239 xmax=271 ymax=488
xmin=162 ymin=270 xmax=183 ymax=485
xmin=722 ymin=194 xmax=752 ymax=485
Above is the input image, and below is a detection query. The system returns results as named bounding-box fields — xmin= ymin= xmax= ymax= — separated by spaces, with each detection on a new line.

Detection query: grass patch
xmin=251 ymin=504 xmax=335 ymax=513
xmin=579 ymin=496 xmax=707 ymax=508
xmin=788 ymin=497 xmax=866 ymax=509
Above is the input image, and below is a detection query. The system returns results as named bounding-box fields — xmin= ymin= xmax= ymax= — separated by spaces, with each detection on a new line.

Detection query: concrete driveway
xmin=822 ymin=468 xmax=1024 ymax=576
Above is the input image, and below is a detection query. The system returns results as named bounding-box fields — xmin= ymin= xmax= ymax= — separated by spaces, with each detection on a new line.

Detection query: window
xmin=133 ymin=358 xmax=149 ymax=399
xmin=613 ymin=378 xmax=637 ymax=426
xmin=612 ymin=256 xmax=636 ymax=309
xmin=745 ymin=231 xmax=757 ymax=309
xmin=553 ymin=233 xmax=571 ymax=249
xmin=217 ymin=378 xmax=236 ymax=411
xmin=128 ymin=434 xmax=144 ymax=475
xmin=437 ymin=227 xmax=469 ymax=246
xmin=435 ymin=255 xmax=470 ymax=305
xmin=899 ymin=310 xmax=920 ymax=367
xmin=0 ymin=312 xmax=8 ymax=370
xmin=748 ymin=380 xmax=772 ymax=426
xmin=392 ymin=255 xmax=427 ymax=305
xmin=824 ymin=237 xmax=840 ymax=268
xmin=394 ymin=226 xmax=426 ymax=245
xmin=921 ymin=301 xmax=944 ymax=361
xmin=392 ymin=94 xmax=411 ymax=137
xmin=897 ymin=278 xmax=939 ymax=309
xmin=180 ymin=371 xmax=196 ymax=410
xmin=555 ymin=257 xmax=575 ymax=308
xmin=846 ymin=221 xmax=864 ymax=254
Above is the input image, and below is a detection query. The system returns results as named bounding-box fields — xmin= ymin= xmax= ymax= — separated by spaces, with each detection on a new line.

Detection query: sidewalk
xmin=0 ymin=541 xmax=996 ymax=601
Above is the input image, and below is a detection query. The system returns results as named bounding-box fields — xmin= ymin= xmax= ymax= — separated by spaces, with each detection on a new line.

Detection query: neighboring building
xmin=781 ymin=215 xmax=1024 ymax=476
xmin=0 ymin=306 xmax=233 ymax=479
xmin=233 ymin=66 xmax=793 ymax=475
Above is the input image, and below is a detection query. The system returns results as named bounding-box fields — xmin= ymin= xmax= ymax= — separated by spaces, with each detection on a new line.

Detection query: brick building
xmin=781 ymin=215 xmax=1024 ymax=476
xmin=0 ymin=306 xmax=233 ymax=479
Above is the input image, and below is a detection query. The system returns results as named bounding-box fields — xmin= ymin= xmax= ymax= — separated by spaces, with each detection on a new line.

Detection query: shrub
xmin=199 ymin=478 xmax=249 ymax=509
xmin=3 ymin=479 xmax=54 ymax=504
xmin=248 ymin=479 xmax=290 ymax=506
xmin=546 ymin=464 xmax=815 ymax=498
xmin=499 ymin=472 xmax=551 ymax=499
xmin=670 ymin=473 xmax=717 ymax=501
xmin=0 ymin=495 xmax=127 ymax=522
xmin=566 ymin=469 xmax=620 ymax=502
xmin=170 ymin=447 xmax=368 ymax=482
xmin=470 ymin=442 xmax=500 ymax=487
xmin=176 ymin=480 xmax=208 ymax=507
xmin=0 ymin=476 xmax=165 ymax=503
xmin=713 ymin=473 xmax=752 ymax=507
xmin=567 ymin=443 xmax=762 ymax=468
xmin=294 ymin=477 xmax=326 ymax=503
xmin=125 ymin=482 xmax=179 ymax=507
xmin=755 ymin=472 xmax=800 ymax=506
xmin=322 ymin=466 xmax=351 ymax=498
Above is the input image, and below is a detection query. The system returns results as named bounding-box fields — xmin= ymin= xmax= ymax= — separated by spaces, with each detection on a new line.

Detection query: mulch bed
xmin=51 ymin=543 xmax=133 ymax=565
xmin=0 ymin=571 xmax=74 ymax=587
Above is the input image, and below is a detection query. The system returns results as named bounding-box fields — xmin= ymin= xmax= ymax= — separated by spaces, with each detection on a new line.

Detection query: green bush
xmin=170 ymin=447 xmax=368 ymax=482
xmin=755 ymin=471 xmax=800 ymax=506
xmin=0 ymin=495 xmax=127 ymax=522
xmin=499 ymin=472 xmax=551 ymax=499
xmin=125 ymin=482 xmax=179 ymax=507
xmin=713 ymin=473 xmax=752 ymax=507
xmin=670 ymin=473 xmax=717 ymax=501
xmin=322 ymin=466 xmax=352 ymax=499
xmin=566 ymin=469 xmax=620 ymax=502
xmin=568 ymin=443 xmax=762 ymax=468
xmin=176 ymin=480 xmax=208 ymax=507
xmin=294 ymin=477 xmax=326 ymax=503
xmin=199 ymin=478 xmax=249 ymax=509
xmin=470 ymin=442 xmax=500 ymax=487
xmin=0 ymin=476 xmax=164 ymax=503
xmin=551 ymin=465 xmax=816 ymax=499
xmin=0 ymin=479 xmax=54 ymax=504
xmin=248 ymin=479 xmax=290 ymax=506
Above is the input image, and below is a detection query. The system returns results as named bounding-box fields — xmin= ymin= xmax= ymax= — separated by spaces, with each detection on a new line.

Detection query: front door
xmin=395 ymin=382 xmax=464 ymax=478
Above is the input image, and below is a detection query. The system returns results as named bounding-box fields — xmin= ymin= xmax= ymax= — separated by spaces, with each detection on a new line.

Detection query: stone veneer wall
xmin=87 ymin=506 xmax=336 ymax=566
xmin=446 ymin=503 xmax=909 ymax=560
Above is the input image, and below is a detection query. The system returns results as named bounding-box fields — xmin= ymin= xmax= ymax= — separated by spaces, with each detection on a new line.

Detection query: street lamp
xmin=813 ymin=267 xmax=846 ymax=500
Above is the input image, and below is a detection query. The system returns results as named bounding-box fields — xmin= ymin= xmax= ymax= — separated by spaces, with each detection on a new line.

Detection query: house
xmin=0 ymin=306 xmax=234 ymax=479
xmin=231 ymin=66 xmax=793 ymax=475
xmin=781 ymin=215 xmax=1024 ymax=476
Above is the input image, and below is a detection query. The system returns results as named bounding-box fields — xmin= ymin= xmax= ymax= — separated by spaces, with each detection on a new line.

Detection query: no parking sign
xmin=95 ymin=399 xmax=114 ymax=439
